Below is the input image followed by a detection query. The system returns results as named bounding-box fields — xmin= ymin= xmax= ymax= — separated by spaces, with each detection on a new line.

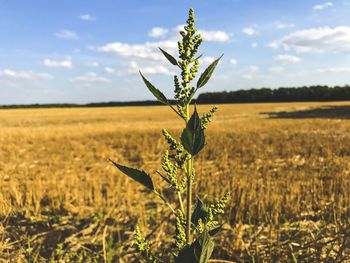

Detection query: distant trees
xmin=196 ymin=85 xmax=350 ymax=103
xmin=3 ymin=85 xmax=350 ymax=109
xmin=0 ymin=100 xmax=164 ymax=109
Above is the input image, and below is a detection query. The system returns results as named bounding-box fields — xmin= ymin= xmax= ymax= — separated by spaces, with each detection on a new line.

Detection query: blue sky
xmin=0 ymin=0 xmax=349 ymax=105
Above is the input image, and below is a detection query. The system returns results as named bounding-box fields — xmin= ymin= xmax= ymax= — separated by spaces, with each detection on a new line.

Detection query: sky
xmin=0 ymin=0 xmax=349 ymax=105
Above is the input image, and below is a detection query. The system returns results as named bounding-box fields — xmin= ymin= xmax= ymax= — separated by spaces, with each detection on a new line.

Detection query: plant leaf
xmin=110 ymin=160 xmax=154 ymax=191
xmin=199 ymin=231 xmax=215 ymax=263
xmin=180 ymin=107 xmax=205 ymax=155
xmin=159 ymin=47 xmax=178 ymax=66
xmin=196 ymin=54 xmax=223 ymax=89
xmin=140 ymin=71 xmax=168 ymax=105
xmin=208 ymin=224 xmax=223 ymax=236
xmin=175 ymin=243 xmax=198 ymax=263
xmin=157 ymin=171 xmax=172 ymax=185
xmin=191 ymin=198 xmax=209 ymax=225
xmin=174 ymin=231 xmax=215 ymax=263
xmin=196 ymin=54 xmax=203 ymax=60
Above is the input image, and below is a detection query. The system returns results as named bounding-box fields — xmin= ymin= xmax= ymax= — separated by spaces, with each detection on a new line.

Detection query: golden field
xmin=1 ymin=102 xmax=350 ymax=262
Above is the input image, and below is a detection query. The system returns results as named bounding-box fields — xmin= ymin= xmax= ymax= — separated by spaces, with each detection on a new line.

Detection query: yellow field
xmin=1 ymin=102 xmax=350 ymax=262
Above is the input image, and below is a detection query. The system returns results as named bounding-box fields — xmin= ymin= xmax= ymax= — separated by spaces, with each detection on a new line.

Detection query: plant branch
xmin=177 ymin=191 xmax=185 ymax=214
xmin=154 ymin=190 xmax=176 ymax=214
xmin=169 ymin=104 xmax=183 ymax=119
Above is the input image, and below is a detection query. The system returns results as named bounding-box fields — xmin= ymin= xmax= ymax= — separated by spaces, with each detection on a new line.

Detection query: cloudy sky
xmin=0 ymin=0 xmax=349 ymax=105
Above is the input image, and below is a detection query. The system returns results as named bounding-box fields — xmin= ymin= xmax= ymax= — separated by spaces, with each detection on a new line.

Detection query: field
xmin=1 ymin=102 xmax=350 ymax=262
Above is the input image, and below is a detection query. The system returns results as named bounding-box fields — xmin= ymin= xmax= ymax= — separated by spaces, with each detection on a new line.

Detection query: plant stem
xmin=177 ymin=191 xmax=185 ymax=214
xmin=185 ymin=103 xmax=193 ymax=245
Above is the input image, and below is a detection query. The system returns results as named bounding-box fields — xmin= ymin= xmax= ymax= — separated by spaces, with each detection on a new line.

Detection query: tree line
xmin=196 ymin=85 xmax=350 ymax=103
xmin=2 ymin=85 xmax=350 ymax=109
xmin=0 ymin=100 xmax=164 ymax=109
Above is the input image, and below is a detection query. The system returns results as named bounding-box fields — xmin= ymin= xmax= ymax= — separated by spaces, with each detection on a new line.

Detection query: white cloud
xmin=104 ymin=62 xmax=171 ymax=76
xmin=97 ymin=25 xmax=231 ymax=62
xmin=229 ymin=58 xmax=237 ymax=65
xmin=251 ymin=42 xmax=258 ymax=48
xmin=104 ymin=67 xmax=115 ymax=74
xmin=248 ymin=65 xmax=259 ymax=71
xmin=313 ymin=2 xmax=333 ymax=10
xmin=268 ymin=26 xmax=350 ymax=53
xmin=71 ymin=72 xmax=111 ymax=84
xmin=317 ymin=67 xmax=350 ymax=73
xmin=127 ymin=61 xmax=170 ymax=75
xmin=54 ymin=30 xmax=79 ymax=40
xmin=201 ymin=56 xmax=215 ymax=65
xmin=87 ymin=61 xmax=99 ymax=67
xmin=200 ymin=56 xmax=224 ymax=67
xmin=242 ymin=26 xmax=258 ymax=36
xmin=148 ymin=27 xmax=169 ymax=38
xmin=269 ymin=66 xmax=284 ymax=74
xmin=175 ymin=25 xmax=231 ymax=42
xmin=97 ymin=25 xmax=230 ymax=77
xmin=0 ymin=69 xmax=52 ymax=80
xmin=79 ymin=14 xmax=95 ymax=21
xmin=43 ymin=58 xmax=73 ymax=68
xmin=97 ymin=40 xmax=177 ymax=61
xmin=275 ymin=21 xmax=295 ymax=29
xmin=274 ymin=54 xmax=301 ymax=64
xmin=243 ymin=65 xmax=260 ymax=79
xmin=198 ymin=29 xmax=231 ymax=42
xmin=267 ymin=41 xmax=279 ymax=49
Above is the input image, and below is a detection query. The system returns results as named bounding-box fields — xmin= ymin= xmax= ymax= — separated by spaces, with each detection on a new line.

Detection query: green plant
xmin=111 ymin=8 xmax=229 ymax=262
